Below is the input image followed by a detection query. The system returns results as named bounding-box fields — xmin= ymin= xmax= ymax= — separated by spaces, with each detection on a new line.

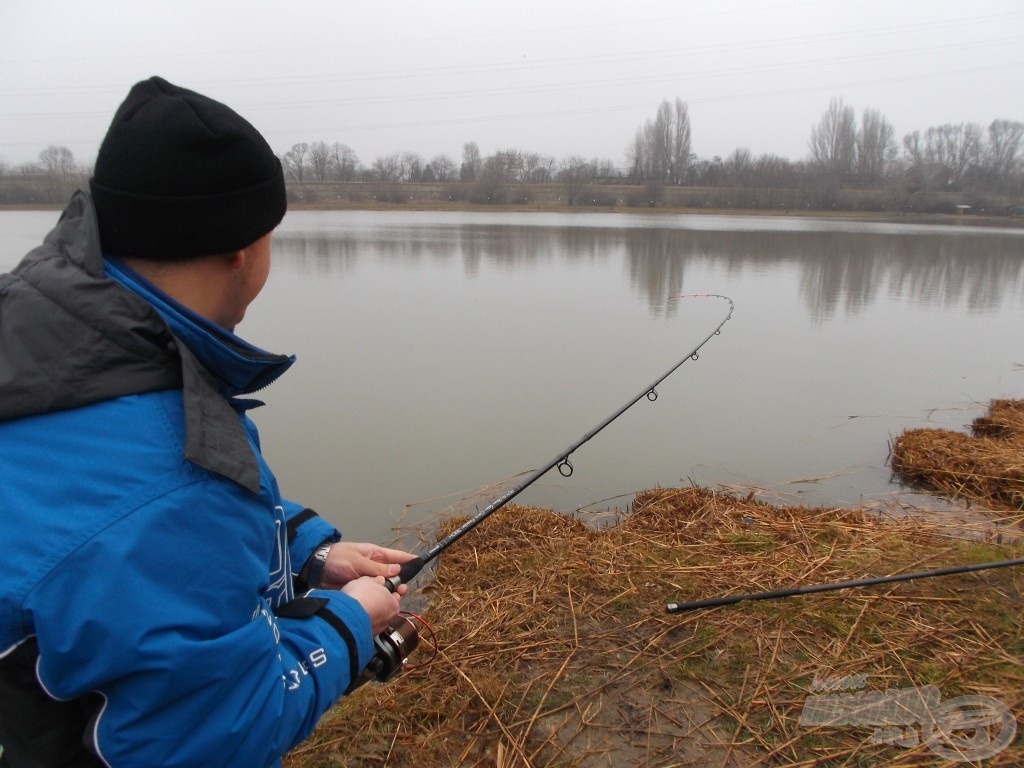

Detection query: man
xmin=0 ymin=76 xmax=413 ymax=767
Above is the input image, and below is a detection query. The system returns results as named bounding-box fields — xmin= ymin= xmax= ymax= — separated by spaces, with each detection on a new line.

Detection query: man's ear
xmin=225 ymin=249 xmax=247 ymax=271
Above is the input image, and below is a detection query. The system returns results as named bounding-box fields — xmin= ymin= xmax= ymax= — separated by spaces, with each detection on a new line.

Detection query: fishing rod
xmin=665 ymin=557 xmax=1024 ymax=614
xmin=385 ymin=293 xmax=735 ymax=594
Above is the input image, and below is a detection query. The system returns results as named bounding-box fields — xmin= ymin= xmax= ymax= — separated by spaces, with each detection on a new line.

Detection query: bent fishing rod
xmin=665 ymin=556 xmax=1024 ymax=614
xmin=385 ymin=293 xmax=735 ymax=593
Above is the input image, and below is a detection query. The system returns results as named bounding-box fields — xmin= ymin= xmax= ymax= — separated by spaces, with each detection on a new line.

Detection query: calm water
xmin=3 ymin=209 xmax=1023 ymax=544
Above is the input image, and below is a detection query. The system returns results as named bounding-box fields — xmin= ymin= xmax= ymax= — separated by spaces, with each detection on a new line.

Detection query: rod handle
xmin=384 ymin=556 xmax=424 ymax=593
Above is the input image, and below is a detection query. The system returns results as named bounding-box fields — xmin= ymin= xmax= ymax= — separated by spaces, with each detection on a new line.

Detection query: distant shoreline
xmin=4 ymin=200 xmax=1021 ymax=230
xmin=295 ymin=200 xmax=1024 ymax=229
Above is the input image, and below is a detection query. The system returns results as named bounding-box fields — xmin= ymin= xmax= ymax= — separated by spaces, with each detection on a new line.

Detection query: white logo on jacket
xmin=264 ymin=511 xmax=293 ymax=609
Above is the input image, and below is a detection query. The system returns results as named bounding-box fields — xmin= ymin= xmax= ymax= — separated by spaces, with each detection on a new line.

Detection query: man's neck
xmin=120 ymin=255 xmax=236 ymax=330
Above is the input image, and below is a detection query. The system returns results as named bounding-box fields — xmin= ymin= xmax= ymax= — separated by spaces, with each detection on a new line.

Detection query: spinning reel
xmin=354 ymin=612 xmax=428 ymax=688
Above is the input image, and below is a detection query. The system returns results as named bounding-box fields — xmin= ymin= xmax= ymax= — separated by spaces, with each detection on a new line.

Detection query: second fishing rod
xmin=384 ymin=293 xmax=735 ymax=594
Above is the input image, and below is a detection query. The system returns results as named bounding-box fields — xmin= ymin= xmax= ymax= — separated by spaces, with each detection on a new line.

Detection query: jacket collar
xmin=102 ymin=258 xmax=294 ymax=399
xmin=1 ymin=191 xmax=280 ymax=493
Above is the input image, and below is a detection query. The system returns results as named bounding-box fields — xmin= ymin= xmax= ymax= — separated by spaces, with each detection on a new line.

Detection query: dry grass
xmin=891 ymin=399 xmax=1024 ymax=514
xmin=284 ymin=400 xmax=1024 ymax=767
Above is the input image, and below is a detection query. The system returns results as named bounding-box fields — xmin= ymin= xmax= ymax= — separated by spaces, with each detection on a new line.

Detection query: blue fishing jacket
xmin=0 ymin=192 xmax=373 ymax=767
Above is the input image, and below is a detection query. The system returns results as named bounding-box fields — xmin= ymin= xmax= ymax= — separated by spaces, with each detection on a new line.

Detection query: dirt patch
xmin=530 ymin=679 xmax=737 ymax=767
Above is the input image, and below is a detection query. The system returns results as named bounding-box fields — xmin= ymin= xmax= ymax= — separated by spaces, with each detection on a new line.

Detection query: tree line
xmin=2 ymin=97 xmax=1021 ymax=214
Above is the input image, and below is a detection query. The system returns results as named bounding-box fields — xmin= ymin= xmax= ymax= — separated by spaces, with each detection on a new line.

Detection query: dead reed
xmin=285 ymin=479 xmax=1024 ymax=767
xmin=891 ymin=399 xmax=1024 ymax=515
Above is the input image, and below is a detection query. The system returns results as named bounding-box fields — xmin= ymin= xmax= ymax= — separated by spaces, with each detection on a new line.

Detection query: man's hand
xmin=340 ymin=577 xmax=404 ymax=635
xmin=321 ymin=542 xmax=416 ymax=593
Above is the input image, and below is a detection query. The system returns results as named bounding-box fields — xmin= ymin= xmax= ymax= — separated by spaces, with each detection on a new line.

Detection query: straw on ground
xmin=286 ymin=399 xmax=1024 ymax=767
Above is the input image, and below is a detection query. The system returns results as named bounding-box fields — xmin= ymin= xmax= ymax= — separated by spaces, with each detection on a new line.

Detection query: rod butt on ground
xmin=665 ymin=557 xmax=1024 ymax=614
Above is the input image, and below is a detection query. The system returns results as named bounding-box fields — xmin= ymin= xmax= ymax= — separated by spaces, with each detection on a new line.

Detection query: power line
xmin=2 ymin=37 xmax=1019 ymax=123
xmin=0 ymin=9 xmax=1019 ymax=98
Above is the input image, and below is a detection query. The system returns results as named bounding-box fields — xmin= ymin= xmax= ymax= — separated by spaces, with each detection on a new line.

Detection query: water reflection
xmin=3 ymin=210 xmax=1021 ymax=547
xmin=253 ymin=212 xmax=1024 ymax=545
xmin=275 ymin=218 xmax=1024 ymax=321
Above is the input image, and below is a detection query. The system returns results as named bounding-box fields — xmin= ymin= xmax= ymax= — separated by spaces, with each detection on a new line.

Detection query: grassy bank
xmin=285 ymin=401 xmax=1024 ymax=767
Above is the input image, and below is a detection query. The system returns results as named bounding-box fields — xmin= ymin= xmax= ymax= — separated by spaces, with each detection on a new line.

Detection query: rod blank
xmin=665 ymin=557 xmax=1024 ymax=613
xmin=386 ymin=294 xmax=735 ymax=592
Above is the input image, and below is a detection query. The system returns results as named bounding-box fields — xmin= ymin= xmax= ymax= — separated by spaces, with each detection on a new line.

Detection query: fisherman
xmin=0 ymin=76 xmax=413 ymax=767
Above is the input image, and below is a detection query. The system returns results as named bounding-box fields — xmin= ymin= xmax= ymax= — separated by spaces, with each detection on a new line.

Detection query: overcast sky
xmin=1 ymin=0 xmax=1021 ymax=170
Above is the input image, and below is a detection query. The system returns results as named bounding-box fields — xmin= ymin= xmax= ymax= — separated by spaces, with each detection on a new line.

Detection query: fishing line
xmin=665 ymin=557 xmax=1024 ymax=613
xmin=386 ymin=292 xmax=735 ymax=592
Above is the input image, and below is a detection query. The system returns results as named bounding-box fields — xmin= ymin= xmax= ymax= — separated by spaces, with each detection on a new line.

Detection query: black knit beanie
xmin=89 ymin=76 xmax=286 ymax=260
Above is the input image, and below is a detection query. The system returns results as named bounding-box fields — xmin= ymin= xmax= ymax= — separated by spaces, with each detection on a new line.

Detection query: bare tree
xmin=429 ymin=154 xmax=456 ymax=181
xmin=656 ymin=101 xmax=677 ymax=177
xmin=902 ymin=130 xmax=924 ymax=167
xmin=372 ymin=153 xmax=403 ymax=183
xmin=984 ymin=119 xmax=1024 ymax=180
xmin=529 ymin=155 xmax=557 ymax=183
xmin=668 ymin=98 xmax=691 ymax=185
xmin=809 ymin=97 xmax=857 ymax=183
xmin=628 ymin=98 xmax=690 ymax=184
xmin=519 ymin=152 xmax=543 ymax=183
xmin=627 ymin=131 xmax=645 ymax=182
xmin=923 ymin=123 xmax=981 ymax=187
xmin=647 ymin=101 xmax=673 ymax=182
xmin=753 ymin=154 xmax=796 ymax=188
xmin=856 ymin=108 xmax=896 ymax=185
xmin=330 ymin=143 xmax=359 ymax=182
xmin=489 ymin=149 xmax=523 ymax=182
xmin=308 ymin=141 xmax=332 ymax=183
xmin=472 ymin=152 xmax=508 ymax=202
xmin=39 ymin=145 xmax=78 ymax=202
xmin=401 ymin=152 xmax=424 ymax=182
xmin=282 ymin=143 xmax=309 ymax=183
xmin=39 ymin=144 xmax=77 ymax=177
xmin=557 ymin=156 xmax=593 ymax=205
xmin=688 ymin=156 xmax=722 ymax=186
xmin=590 ymin=158 xmax=619 ymax=180
xmin=901 ymin=130 xmax=946 ymax=191
xmin=461 ymin=141 xmax=481 ymax=181
xmin=723 ymin=148 xmax=753 ymax=186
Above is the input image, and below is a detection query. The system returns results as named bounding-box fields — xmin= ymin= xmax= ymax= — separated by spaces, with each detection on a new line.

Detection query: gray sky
xmin=1 ymin=0 xmax=1021 ymax=170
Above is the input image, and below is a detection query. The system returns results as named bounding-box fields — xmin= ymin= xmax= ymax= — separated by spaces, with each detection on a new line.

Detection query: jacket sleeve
xmin=281 ymin=498 xmax=340 ymax=577
xmin=27 ymin=478 xmax=374 ymax=768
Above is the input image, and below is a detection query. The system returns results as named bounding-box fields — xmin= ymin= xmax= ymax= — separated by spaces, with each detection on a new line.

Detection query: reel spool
xmin=354 ymin=613 xmax=420 ymax=688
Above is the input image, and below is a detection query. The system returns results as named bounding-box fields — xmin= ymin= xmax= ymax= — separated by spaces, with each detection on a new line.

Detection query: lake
xmin=3 ymin=209 xmax=1023 ymax=545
